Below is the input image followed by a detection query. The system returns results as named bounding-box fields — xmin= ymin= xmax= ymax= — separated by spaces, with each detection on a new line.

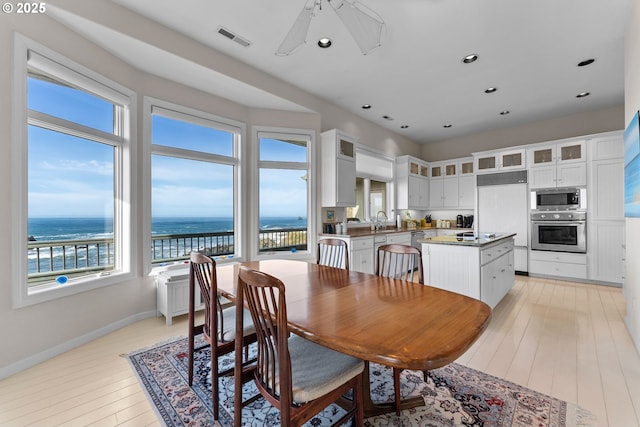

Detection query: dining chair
xmin=375 ymin=243 xmax=424 ymax=416
xmin=317 ymin=238 xmax=349 ymax=269
xmin=187 ymin=252 xmax=257 ymax=420
xmin=235 ymin=265 xmax=364 ymax=427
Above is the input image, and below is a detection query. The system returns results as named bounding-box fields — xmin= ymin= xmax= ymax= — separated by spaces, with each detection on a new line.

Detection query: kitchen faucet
xmin=375 ymin=210 xmax=388 ymax=230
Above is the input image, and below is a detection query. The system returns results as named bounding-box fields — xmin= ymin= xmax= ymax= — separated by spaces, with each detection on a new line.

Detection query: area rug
xmin=126 ymin=336 xmax=598 ymax=427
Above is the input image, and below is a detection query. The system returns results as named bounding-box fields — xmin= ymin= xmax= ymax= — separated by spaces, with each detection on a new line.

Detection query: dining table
xmin=215 ymin=259 xmax=492 ymax=420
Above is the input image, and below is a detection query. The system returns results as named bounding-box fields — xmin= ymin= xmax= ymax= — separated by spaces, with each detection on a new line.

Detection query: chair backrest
xmin=376 ymin=244 xmax=424 ymax=284
xmin=317 ymin=238 xmax=349 ymax=270
xmin=190 ymin=252 xmax=225 ymax=342
xmin=237 ymin=266 xmax=293 ymax=408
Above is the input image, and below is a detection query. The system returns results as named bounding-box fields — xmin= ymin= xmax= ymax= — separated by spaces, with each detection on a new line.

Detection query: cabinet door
xmin=429 ymin=179 xmax=444 ymax=208
xmin=351 ymin=248 xmax=374 ymax=274
xmin=430 ymin=163 xmax=443 ymax=179
xmin=408 ymin=176 xmax=429 ymax=209
xmin=336 ymin=157 xmax=356 ymax=205
xmin=442 ymin=178 xmax=459 ymax=208
xmin=500 ymin=149 xmax=525 ymax=170
xmin=591 ymin=158 xmax=624 ymax=219
xmin=557 ymin=140 xmax=585 ymax=163
xmin=419 ymin=177 xmax=429 ymax=209
xmin=444 ymin=162 xmax=458 ymax=177
xmin=529 ymin=165 xmax=557 ymax=189
xmin=589 ymin=221 xmax=624 ymax=284
xmin=556 ymin=162 xmax=586 ymax=187
xmin=529 ymin=146 xmax=555 ymax=167
xmin=458 ymin=175 xmax=475 ymax=209
xmin=476 ymin=155 xmax=497 ymax=173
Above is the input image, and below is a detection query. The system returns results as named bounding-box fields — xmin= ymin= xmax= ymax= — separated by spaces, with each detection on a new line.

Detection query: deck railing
xmin=28 ymin=228 xmax=308 ymax=284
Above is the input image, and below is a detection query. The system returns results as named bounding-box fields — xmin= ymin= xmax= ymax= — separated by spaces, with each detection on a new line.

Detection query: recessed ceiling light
xmin=462 ymin=54 xmax=478 ymax=64
xmin=500 ymin=110 xmax=510 ymax=115
xmin=443 ymin=124 xmax=452 ymax=128
xmin=485 ymin=87 xmax=497 ymax=94
xmin=400 ymin=125 xmax=409 ymax=129
xmin=318 ymin=38 xmax=332 ymax=48
xmin=382 ymin=115 xmax=394 ymax=121
xmin=362 ymin=104 xmax=372 ymax=109
xmin=576 ymin=92 xmax=590 ymax=98
xmin=578 ymin=59 xmax=595 ymax=67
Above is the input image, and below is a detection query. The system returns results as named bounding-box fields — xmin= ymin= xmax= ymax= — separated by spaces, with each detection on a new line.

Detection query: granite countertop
xmin=419 ymin=232 xmax=516 ymax=247
xmin=319 ymin=225 xmax=473 ymax=238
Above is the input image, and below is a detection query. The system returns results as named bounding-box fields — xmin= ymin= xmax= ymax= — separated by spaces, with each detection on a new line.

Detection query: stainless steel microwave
xmin=530 ymin=187 xmax=586 ymax=211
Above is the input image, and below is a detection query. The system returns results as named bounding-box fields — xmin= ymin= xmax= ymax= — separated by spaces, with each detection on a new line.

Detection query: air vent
xmin=216 ymin=26 xmax=252 ymax=47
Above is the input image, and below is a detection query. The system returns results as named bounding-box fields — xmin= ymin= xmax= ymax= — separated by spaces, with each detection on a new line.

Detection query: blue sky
xmin=28 ymin=77 xmax=308 ymax=218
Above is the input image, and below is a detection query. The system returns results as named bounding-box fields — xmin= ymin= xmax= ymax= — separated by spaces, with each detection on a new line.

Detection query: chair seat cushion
xmin=287 ymin=335 xmax=364 ymax=403
xmin=220 ymin=306 xmax=255 ymax=342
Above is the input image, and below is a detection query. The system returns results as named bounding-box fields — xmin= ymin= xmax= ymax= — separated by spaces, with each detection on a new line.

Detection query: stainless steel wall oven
xmin=530 ymin=211 xmax=586 ymax=253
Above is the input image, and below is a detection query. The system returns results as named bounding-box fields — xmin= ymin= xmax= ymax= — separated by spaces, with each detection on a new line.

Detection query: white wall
xmin=624 ymin=0 xmax=640 ymax=353
xmin=0 ymin=2 xmax=422 ymax=377
xmin=422 ymin=105 xmax=624 ymax=161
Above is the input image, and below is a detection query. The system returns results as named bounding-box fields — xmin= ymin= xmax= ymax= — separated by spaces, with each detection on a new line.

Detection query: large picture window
xmin=150 ymin=103 xmax=241 ymax=265
xmin=13 ymin=37 xmax=135 ymax=306
xmin=256 ymin=129 xmax=313 ymax=257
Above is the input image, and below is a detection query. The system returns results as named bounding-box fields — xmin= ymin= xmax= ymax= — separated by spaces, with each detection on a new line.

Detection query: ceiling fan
xmin=275 ymin=0 xmax=385 ymax=56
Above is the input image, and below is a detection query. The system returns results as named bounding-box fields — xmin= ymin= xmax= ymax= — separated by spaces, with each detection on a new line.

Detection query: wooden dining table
xmin=216 ymin=259 xmax=492 ymax=418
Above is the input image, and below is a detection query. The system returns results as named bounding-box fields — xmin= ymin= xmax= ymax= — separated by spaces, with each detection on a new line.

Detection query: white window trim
xmin=12 ymin=33 xmax=137 ymax=308
xmin=251 ymin=126 xmax=316 ymax=261
xmin=143 ymin=97 xmax=246 ymax=275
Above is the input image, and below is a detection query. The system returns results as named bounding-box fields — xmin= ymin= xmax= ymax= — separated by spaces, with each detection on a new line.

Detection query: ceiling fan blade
xmin=275 ymin=4 xmax=315 ymax=56
xmin=329 ymin=0 xmax=384 ymax=55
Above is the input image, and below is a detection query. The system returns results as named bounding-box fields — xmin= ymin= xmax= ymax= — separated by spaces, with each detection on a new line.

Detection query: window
xmin=13 ymin=36 xmax=135 ymax=306
xmin=255 ymin=129 xmax=314 ymax=257
xmin=149 ymin=102 xmax=242 ymax=266
xmin=348 ymin=149 xmax=394 ymax=222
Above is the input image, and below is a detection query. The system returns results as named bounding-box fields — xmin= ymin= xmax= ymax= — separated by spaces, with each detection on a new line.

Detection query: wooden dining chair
xmin=187 ymin=252 xmax=257 ymax=420
xmin=317 ymin=238 xmax=349 ymax=270
xmin=375 ymin=243 xmax=424 ymax=416
xmin=234 ymin=265 xmax=364 ymax=427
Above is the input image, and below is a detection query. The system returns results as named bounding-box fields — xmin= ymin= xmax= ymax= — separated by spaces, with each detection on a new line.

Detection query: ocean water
xmin=28 ymin=216 xmax=307 ymax=241
xmin=27 ymin=217 xmax=307 ymax=276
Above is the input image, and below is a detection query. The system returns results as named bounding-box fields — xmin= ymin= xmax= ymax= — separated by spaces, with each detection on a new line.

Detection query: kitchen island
xmin=420 ymin=233 xmax=516 ymax=309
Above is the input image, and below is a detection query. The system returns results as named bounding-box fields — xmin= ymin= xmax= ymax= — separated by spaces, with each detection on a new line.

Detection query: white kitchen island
xmin=420 ymin=233 xmax=516 ymax=309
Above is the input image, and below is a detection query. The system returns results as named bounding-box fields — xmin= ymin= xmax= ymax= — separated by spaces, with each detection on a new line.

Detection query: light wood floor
xmin=1 ymin=276 xmax=639 ymax=426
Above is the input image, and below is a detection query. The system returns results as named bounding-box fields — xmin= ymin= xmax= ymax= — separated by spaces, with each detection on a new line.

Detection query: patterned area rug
xmin=126 ymin=336 xmax=598 ymax=427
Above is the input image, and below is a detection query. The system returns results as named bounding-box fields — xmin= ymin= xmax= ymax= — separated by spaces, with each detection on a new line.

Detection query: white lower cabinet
xmin=156 ymin=270 xmax=204 ymax=325
xmin=588 ymin=221 xmax=625 ymax=284
xmin=386 ymin=232 xmax=411 ymax=245
xmin=529 ymin=250 xmax=587 ymax=280
xmin=422 ymin=237 xmax=515 ymax=308
xmin=349 ymin=236 xmax=374 ymax=274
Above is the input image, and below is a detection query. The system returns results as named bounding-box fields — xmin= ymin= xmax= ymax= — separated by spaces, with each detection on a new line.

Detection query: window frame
xmin=143 ymin=97 xmax=246 ymax=274
xmin=12 ymin=34 xmax=137 ymax=308
xmin=251 ymin=126 xmax=316 ymax=261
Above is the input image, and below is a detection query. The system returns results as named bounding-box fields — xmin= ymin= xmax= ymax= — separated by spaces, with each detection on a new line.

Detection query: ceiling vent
xmin=216 ymin=26 xmax=252 ymax=47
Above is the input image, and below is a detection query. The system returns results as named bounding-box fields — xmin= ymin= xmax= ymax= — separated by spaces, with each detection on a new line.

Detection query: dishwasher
xmin=410 ymin=231 xmax=425 ymax=250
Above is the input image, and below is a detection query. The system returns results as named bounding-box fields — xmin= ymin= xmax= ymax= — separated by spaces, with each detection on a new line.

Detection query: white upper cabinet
xmin=396 ymin=155 xmax=429 ymax=210
xmin=429 ymin=157 xmax=471 ymax=209
xmin=457 ymin=158 xmax=475 ymax=209
xmin=321 ymin=129 xmax=356 ymax=207
xmin=527 ymin=140 xmax=586 ymax=189
xmin=475 ymin=148 xmax=526 ymax=174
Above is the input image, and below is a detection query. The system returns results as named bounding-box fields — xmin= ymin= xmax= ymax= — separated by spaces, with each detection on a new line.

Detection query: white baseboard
xmin=0 ymin=310 xmax=157 ymax=380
